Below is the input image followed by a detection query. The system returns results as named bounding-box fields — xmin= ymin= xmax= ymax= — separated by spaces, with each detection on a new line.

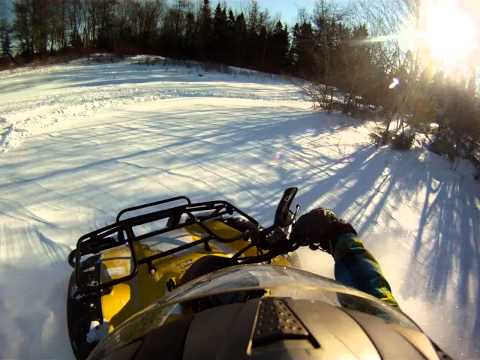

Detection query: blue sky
xmin=0 ymin=1 xmax=332 ymax=25
xmin=0 ymin=0 xmax=318 ymax=24
xmin=230 ymin=0 xmax=317 ymax=23
xmin=0 ymin=0 xmax=9 ymax=20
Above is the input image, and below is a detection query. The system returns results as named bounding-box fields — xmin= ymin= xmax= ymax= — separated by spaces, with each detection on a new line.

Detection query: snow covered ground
xmin=0 ymin=57 xmax=479 ymax=359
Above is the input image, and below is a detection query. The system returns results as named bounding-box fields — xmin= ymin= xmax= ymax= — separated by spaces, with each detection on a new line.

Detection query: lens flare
xmin=389 ymin=78 xmax=400 ymax=89
xmin=398 ymin=0 xmax=480 ymax=77
xmin=420 ymin=1 xmax=478 ymax=70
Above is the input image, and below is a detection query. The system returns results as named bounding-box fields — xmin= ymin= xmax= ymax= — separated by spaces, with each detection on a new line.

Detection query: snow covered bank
xmin=0 ymin=58 xmax=478 ymax=359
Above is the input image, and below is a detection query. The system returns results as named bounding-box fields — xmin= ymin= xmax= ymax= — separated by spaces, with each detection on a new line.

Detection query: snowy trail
xmin=0 ymin=60 xmax=302 ymax=152
xmin=0 ymin=58 xmax=479 ymax=359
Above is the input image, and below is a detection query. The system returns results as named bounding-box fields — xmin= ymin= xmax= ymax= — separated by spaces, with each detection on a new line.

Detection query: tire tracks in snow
xmin=0 ymin=72 xmax=304 ymax=153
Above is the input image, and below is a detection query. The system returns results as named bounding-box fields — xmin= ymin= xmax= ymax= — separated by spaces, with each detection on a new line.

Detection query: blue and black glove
xmin=291 ymin=208 xmax=357 ymax=254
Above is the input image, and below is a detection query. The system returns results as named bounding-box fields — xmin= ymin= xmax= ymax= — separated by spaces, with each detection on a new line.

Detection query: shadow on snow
xmin=0 ymin=101 xmax=478 ymax=358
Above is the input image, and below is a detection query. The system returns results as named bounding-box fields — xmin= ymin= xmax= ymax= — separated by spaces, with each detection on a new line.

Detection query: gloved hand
xmin=291 ymin=208 xmax=357 ymax=254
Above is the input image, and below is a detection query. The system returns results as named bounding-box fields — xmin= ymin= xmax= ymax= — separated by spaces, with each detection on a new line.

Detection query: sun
xmin=423 ymin=1 xmax=477 ymax=68
xmin=404 ymin=0 xmax=479 ymax=75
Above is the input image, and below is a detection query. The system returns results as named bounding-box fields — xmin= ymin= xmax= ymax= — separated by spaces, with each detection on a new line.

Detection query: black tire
xmin=67 ymin=257 xmax=102 ymax=360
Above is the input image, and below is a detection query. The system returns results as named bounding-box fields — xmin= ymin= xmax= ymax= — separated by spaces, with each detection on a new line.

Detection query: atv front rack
xmin=69 ymin=196 xmax=259 ymax=294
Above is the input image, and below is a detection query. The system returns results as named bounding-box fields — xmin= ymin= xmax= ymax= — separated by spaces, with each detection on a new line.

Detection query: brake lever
xmin=281 ymin=204 xmax=301 ymax=241
xmin=290 ymin=204 xmax=301 ymax=227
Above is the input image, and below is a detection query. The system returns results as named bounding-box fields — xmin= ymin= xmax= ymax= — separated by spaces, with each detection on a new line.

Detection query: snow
xmin=0 ymin=57 xmax=479 ymax=359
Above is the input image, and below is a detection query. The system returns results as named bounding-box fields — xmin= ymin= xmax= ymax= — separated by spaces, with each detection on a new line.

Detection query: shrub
xmin=429 ymin=137 xmax=456 ymax=157
xmin=391 ymin=131 xmax=415 ymax=150
xmin=369 ymin=130 xmax=393 ymax=147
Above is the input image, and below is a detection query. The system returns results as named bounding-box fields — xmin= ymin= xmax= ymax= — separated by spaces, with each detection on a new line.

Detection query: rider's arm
xmin=332 ymin=233 xmax=399 ymax=307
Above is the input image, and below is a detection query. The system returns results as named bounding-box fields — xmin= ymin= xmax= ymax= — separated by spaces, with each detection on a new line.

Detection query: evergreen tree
xmin=225 ymin=9 xmax=236 ymax=63
xmin=198 ymin=0 xmax=212 ymax=59
xmin=290 ymin=23 xmax=300 ymax=70
xmin=227 ymin=9 xmax=235 ymax=30
xmin=268 ymin=20 xmax=289 ymax=73
xmin=96 ymin=0 xmax=116 ymax=50
xmin=233 ymin=12 xmax=247 ymax=66
xmin=184 ymin=11 xmax=197 ymax=57
xmin=140 ymin=0 xmax=164 ymax=50
xmin=290 ymin=21 xmax=316 ymax=78
xmin=312 ymin=1 xmax=344 ymax=82
xmin=162 ymin=0 xmax=188 ymax=56
xmin=245 ymin=0 xmax=260 ymax=67
xmin=257 ymin=24 xmax=267 ymax=69
xmin=335 ymin=24 xmax=374 ymax=113
xmin=212 ymin=3 xmax=227 ymax=62
xmin=247 ymin=0 xmax=259 ymax=34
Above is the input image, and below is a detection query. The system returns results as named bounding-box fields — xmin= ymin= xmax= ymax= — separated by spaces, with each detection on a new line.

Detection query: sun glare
xmin=403 ymin=0 xmax=479 ymax=75
xmin=424 ymin=2 xmax=477 ymax=66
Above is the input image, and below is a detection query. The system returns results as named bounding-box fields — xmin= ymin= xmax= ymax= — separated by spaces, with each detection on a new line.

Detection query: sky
xmin=0 ymin=0 xmax=9 ymax=21
xmin=0 ymin=1 xmax=328 ymax=25
xmin=230 ymin=0 xmax=318 ymax=23
xmin=0 ymin=0 xmax=320 ymax=25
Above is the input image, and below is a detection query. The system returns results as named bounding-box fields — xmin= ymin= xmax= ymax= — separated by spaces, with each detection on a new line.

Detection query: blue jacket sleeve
xmin=332 ymin=233 xmax=399 ymax=307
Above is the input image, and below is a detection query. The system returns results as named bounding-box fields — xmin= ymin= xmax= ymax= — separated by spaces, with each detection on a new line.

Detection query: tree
xmin=233 ymin=12 xmax=247 ymax=66
xmin=290 ymin=21 xmax=316 ymax=79
xmin=268 ymin=20 xmax=289 ymax=73
xmin=1 ymin=26 xmax=11 ymax=57
xmin=162 ymin=0 xmax=189 ymax=56
xmin=224 ymin=9 xmax=236 ymax=63
xmin=198 ymin=0 xmax=212 ymax=59
xmin=96 ymin=0 xmax=117 ymax=50
xmin=312 ymin=1 xmax=347 ymax=83
xmin=212 ymin=3 xmax=227 ymax=62
xmin=48 ymin=0 xmax=67 ymax=53
xmin=67 ymin=0 xmax=85 ymax=49
xmin=246 ymin=0 xmax=259 ymax=34
xmin=13 ymin=0 xmax=34 ymax=57
xmin=0 ymin=16 xmax=10 ymax=55
xmin=13 ymin=0 xmax=55 ymax=56
xmin=29 ymin=0 xmax=54 ymax=55
xmin=184 ymin=10 xmax=197 ymax=57
xmin=335 ymin=24 xmax=375 ymax=114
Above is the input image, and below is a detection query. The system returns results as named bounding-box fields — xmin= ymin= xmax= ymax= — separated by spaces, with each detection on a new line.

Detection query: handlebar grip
xmin=274 ymin=187 xmax=298 ymax=227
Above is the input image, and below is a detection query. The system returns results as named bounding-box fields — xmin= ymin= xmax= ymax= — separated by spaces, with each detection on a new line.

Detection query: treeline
xmin=2 ymin=0 xmax=292 ymax=73
xmin=1 ymin=0 xmax=379 ymax=81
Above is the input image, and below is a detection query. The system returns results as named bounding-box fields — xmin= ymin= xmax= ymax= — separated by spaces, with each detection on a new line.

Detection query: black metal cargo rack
xmin=69 ymin=196 xmax=259 ymax=293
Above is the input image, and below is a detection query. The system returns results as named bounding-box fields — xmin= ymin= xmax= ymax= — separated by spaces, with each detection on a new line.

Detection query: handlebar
xmin=230 ymin=188 xmax=301 ymax=261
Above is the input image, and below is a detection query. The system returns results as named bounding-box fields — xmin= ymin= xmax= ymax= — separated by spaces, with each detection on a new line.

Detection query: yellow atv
xmin=67 ymin=188 xmax=300 ymax=359
xmin=68 ymin=188 xmax=447 ymax=360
